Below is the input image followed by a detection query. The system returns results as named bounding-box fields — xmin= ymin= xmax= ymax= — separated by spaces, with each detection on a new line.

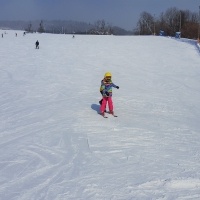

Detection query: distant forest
xmin=134 ymin=7 xmax=199 ymax=39
xmin=0 ymin=20 xmax=133 ymax=35
xmin=0 ymin=7 xmax=199 ymax=39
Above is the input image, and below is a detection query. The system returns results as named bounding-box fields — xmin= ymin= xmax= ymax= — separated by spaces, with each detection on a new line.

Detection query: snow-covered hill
xmin=1 ymin=30 xmax=200 ymax=200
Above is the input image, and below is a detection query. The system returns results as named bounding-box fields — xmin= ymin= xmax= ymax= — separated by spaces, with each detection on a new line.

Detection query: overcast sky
xmin=0 ymin=0 xmax=199 ymax=30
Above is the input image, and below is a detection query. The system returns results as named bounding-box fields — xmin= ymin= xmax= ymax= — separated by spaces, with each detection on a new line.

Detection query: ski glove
xmin=105 ymin=91 xmax=110 ymax=96
xmin=116 ymin=86 xmax=119 ymax=89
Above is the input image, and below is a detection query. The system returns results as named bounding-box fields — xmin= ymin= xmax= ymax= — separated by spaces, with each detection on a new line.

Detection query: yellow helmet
xmin=104 ymin=72 xmax=112 ymax=77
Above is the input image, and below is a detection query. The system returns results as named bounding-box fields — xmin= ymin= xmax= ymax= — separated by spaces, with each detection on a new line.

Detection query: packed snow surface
xmin=1 ymin=30 xmax=200 ymax=200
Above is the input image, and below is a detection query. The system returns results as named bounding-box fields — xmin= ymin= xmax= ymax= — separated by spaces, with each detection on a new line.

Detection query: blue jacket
xmin=100 ymin=79 xmax=118 ymax=97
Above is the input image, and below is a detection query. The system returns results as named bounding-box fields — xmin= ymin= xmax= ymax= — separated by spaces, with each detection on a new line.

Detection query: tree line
xmin=23 ymin=20 xmax=132 ymax=35
xmin=134 ymin=7 xmax=199 ymax=39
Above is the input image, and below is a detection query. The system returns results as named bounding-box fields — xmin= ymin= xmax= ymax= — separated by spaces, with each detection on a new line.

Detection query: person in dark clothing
xmin=35 ymin=40 xmax=39 ymax=49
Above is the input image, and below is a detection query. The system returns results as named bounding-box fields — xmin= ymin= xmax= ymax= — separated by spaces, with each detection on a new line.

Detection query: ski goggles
xmin=105 ymin=76 xmax=111 ymax=80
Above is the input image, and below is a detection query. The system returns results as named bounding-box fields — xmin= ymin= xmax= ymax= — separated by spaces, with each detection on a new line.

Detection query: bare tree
xmin=38 ymin=20 xmax=45 ymax=33
xmin=135 ymin=7 xmax=199 ymax=39
xmin=25 ymin=22 xmax=33 ymax=33
xmin=161 ymin=7 xmax=181 ymax=35
xmin=90 ymin=20 xmax=112 ymax=35
xmin=136 ymin=12 xmax=154 ymax=35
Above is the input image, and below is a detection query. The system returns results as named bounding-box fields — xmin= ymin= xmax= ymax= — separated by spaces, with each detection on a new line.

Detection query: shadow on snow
xmin=91 ymin=104 xmax=100 ymax=114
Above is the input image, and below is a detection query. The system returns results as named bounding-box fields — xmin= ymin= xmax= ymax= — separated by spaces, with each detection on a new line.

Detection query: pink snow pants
xmin=100 ymin=97 xmax=113 ymax=113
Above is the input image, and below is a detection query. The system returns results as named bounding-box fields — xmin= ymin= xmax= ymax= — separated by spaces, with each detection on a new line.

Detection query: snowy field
xmin=1 ymin=30 xmax=200 ymax=200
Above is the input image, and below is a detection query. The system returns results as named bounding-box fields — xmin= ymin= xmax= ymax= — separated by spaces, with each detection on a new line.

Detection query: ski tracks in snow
xmin=1 ymin=31 xmax=200 ymax=199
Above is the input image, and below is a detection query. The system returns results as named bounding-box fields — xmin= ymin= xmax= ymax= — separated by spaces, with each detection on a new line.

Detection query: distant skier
xmin=99 ymin=72 xmax=119 ymax=117
xmin=35 ymin=40 xmax=39 ymax=49
xmin=1 ymin=33 xmax=3 ymax=38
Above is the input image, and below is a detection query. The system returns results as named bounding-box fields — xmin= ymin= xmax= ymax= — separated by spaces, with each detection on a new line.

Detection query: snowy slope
xmin=1 ymin=30 xmax=200 ymax=200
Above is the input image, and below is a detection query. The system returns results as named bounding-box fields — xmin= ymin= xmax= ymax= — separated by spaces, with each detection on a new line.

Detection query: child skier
xmin=99 ymin=72 xmax=119 ymax=117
